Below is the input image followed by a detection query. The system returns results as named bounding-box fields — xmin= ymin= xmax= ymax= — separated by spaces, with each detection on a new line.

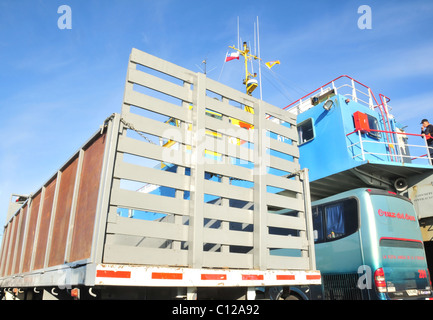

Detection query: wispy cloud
xmin=388 ymin=92 xmax=433 ymax=124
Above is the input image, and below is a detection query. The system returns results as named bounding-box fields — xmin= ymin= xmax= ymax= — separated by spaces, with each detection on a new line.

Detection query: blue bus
xmin=311 ymin=187 xmax=432 ymax=300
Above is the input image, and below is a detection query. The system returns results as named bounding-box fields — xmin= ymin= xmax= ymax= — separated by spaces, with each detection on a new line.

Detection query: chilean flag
xmin=225 ymin=51 xmax=240 ymax=62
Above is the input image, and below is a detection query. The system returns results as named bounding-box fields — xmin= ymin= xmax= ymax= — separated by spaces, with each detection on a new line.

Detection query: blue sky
xmin=0 ymin=0 xmax=432 ymax=237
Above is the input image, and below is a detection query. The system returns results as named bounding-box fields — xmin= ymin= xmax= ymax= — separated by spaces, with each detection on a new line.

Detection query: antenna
xmin=196 ymin=58 xmax=216 ymax=75
xmin=202 ymin=59 xmax=207 ymax=75
xmin=257 ymin=16 xmax=263 ymax=100
xmin=237 ymin=16 xmax=240 ymax=50
xmin=254 ymin=21 xmax=257 ymax=56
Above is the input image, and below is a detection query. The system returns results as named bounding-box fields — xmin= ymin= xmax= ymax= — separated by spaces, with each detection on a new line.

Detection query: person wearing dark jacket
xmin=421 ymin=119 xmax=433 ymax=164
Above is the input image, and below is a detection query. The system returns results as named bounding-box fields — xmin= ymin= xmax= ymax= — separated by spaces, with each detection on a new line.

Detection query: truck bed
xmin=0 ymin=49 xmax=319 ymax=295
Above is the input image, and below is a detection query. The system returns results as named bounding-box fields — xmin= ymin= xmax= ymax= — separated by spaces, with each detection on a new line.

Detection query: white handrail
xmin=347 ymin=133 xmax=432 ymax=165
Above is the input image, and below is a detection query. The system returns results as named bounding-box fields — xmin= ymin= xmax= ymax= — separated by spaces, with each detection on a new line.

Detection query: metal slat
xmin=266 ymin=174 xmax=302 ymax=193
xmin=128 ymin=68 xmax=192 ymax=103
xmin=262 ymin=101 xmax=297 ymax=126
xmin=267 ymin=214 xmax=306 ymax=231
xmin=204 ymin=136 xmax=254 ymax=163
xmin=104 ymin=244 xmax=188 ymax=267
xmin=124 ymin=88 xmax=191 ymax=123
xmin=111 ymin=188 xmax=189 ymax=216
xmin=204 ymin=180 xmax=253 ymax=203
xmin=269 ymin=138 xmax=300 ymax=159
xmin=203 ymin=203 xmax=253 ymax=224
xmin=204 ymin=96 xmax=254 ymax=124
xmin=203 ymin=251 xmax=253 ymax=269
xmin=203 ymin=228 xmax=253 ymax=247
xmin=122 ymin=111 xmax=188 ymax=145
xmin=203 ymin=162 xmax=253 ymax=183
xmin=205 ymin=116 xmax=254 ymax=143
xmin=205 ymin=77 xmax=255 ymax=107
xmin=267 ymin=234 xmax=308 ymax=250
xmin=267 ymin=255 xmax=310 ymax=270
xmin=107 ymin=218 xmax=188 ymax=242
xmin=117 ymin=135 xmax=189 ymax=167
xmin=267 ymin=193 xmax=304 ymax=212
xmin=264 ymin=118 xmax=297 ymax=142
xmin=129 ymin=48 xmax=195 ymax=84
xmin=114 ymin=160 xmax=190 ymax=192
xmin=269 ymin=154 xmax=300 ymax=173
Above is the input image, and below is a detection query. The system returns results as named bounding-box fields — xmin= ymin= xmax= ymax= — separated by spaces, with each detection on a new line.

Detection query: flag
xmin=265 ymin=60 xmax=280 ymax=69
xmin=225 ymin=51 xmax=240 ymax=62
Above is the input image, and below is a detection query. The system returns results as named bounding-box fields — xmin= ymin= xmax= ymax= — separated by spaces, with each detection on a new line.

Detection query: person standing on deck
xmin=421 ymin=119 xmax=433 ymax=164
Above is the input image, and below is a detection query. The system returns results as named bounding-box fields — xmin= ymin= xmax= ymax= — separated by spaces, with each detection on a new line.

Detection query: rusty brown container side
xmin=2 ymin=220 xmax=13 ymax=277
xmin=6 ymin=214 xmax=20 ymax=276
xmin=0 ymin=224 xmax=12 ymax=277
xmin=0 ymin=227 xmax=7 ymax=276
xmin=33 ymin=177 xmax=57 ymax=271
xmin=22 ymin=192 xmax=42 ymax=273
xmin=13 ymin=205 xmax=28 ymax=275
xmin=48 ymin=157 xmax=79 ymax=267
xmin=69 ymin=134 xmax=106 ymax=262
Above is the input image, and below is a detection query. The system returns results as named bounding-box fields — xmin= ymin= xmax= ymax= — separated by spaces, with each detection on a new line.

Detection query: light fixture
xmin=323 ymin=99 xmax=334 ymax=111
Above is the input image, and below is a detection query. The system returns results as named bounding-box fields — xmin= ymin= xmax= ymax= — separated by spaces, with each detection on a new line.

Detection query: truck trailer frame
xmin=0 ymin=49 xmax=320 ymax=300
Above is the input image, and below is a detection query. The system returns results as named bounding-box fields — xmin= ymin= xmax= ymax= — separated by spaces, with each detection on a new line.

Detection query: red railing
xmin=283 ymin=75 xmax=402 ymax=161
xmin=346 ymin=128 xmax=432 ymax=164
xmin=346 ymin=128 xmax=424 ymax=138
xmin=283 ymin=75 xmax=380 ymax=110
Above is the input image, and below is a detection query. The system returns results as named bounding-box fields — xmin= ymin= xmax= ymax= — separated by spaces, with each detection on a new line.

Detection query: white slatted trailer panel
xmin=104 ymin=48 xmax=316 ymax=273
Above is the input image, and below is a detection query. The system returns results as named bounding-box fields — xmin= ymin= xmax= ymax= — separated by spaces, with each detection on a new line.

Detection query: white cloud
xmin=365 ymin=44 xmax=433 ymax=80
xmin=388 ymin=92 xmax=433 ymax=124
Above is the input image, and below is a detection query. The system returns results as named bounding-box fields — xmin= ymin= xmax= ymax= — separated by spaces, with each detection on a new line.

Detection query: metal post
xmin=297 ymin=98 xmax=302 ymax=115
xmin=90 ymin=113 xmax=121 ymax=266
xmin=253 ymin=100 xmax=268 ymax=270
xmin=301 ymin=169 xmax=316 ymax=270
xmin=368 ymin=88 xmax=374 ymax=110
xmin=188 ymin=72 xmax=206 ymax=268
xmin=351 ymin=79 xmax=358 ymax=102
xmin=358 ymin=130 xmax=365 ymax=161
xmin=332 ymin=81 xmax=337 ymax=94
xmin=424 ymin=136 xmax=433 ymax=165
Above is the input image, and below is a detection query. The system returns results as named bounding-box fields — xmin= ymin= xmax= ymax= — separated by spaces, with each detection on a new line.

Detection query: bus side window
xmin=312 ymin=206 xmax=324 ymax=243
xmin=324 ymin=198 xmax=358 ymax=241
xmin=325 ymin=203 xmax=345 ymax=239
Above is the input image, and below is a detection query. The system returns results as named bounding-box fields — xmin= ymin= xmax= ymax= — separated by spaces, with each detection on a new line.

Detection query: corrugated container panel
xmin=33 ymin=177 xmax=57 ymax=270
xmin=13 ymin=205 xmax=28 ymax=274
xmin=22 ymin=192 xmax=42 ymax=273
xmin=48 ymin=156 xmax=79 ymax=267
xmin=68 ymin=133 xmax=106 ymax=262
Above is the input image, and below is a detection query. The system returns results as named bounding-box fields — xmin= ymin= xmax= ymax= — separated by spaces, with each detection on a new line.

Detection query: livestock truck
xmin=0 ymin=48 xmax=320 ymax=300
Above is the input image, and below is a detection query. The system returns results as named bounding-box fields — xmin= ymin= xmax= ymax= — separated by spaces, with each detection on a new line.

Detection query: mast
xmin=229 ymin=41 xmax=260 ymax=96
